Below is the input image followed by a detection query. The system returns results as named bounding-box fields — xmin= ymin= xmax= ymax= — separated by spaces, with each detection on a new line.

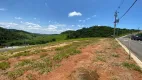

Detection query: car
xmin=131 ymin=34 xmax=142 ymax=41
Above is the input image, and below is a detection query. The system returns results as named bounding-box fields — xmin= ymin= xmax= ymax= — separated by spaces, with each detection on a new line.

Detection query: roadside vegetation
xmin=0 ymin=38 xmax=99 ymax=80
xmin=122 ymin=62 xmax=142 ymax=73
xmin=0 ymin=25 xmax=141 ymax=80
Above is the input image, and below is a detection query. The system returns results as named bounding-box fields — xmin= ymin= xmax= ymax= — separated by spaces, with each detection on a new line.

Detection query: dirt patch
xmin=39 ymin=39 xmax=103 ymax=80
xmin=70 ymin=67 xmax=99 ymax=80
xmin=40 ymin=38 xmax=142 ymax=80
xmin=1 ymin=38 xmax=142 ymax=80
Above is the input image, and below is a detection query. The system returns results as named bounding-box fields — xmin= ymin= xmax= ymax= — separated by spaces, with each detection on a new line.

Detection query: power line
xmin=119 ymin=0 xmax=138 ymax=20
xmin=116 ymin=0 xmax=125 ymax=11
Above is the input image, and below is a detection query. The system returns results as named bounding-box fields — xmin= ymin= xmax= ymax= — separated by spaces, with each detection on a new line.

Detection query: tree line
xmin=61 ymin=26 xmax=138 ymax=39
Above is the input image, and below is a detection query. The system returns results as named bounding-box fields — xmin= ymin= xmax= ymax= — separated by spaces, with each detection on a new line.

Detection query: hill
xmin=0 ymin=27 xmax=66 ymax=47
xmin=0 ymin=26 xmax=138 ymax=47
xmin=62 ymin=26 xmax=138 ymax=39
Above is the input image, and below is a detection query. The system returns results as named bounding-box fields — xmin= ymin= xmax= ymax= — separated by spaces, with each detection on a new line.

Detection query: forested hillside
xmin=63 ymin=26 xmax=138 ymax=39
xmin=0 ymin=26 xmax=138 ymax=47
xmin=0 ymin=27 xmax=66 ymax=47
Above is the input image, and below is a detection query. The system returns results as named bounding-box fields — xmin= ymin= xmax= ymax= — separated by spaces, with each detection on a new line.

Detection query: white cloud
xmin=0 ymin=22 xmax=18 ymax=28
xmin=0 ymin=8 xmax=7 ymax=11
xmin=78 ymin=20 xmax=86 ymax=23
xmin=77 ymin=25 xmax=85 ymax=28
xmin=15 ymin=17 xmax=22 ymax=20
xmin=78 ymin=15 xmax=96 ymax=23
xmin=0 ymin=22 xmax=73 ymax=34
xmin=68 ymin=11 xmax=82 ymax=17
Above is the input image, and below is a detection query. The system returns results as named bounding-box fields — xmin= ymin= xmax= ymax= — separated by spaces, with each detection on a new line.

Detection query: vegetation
xmin=122 ymin=62 xmax=142 ymax=73
xmin=8 ymin=68 xmax=25 ymax=79
xmin=0 ymin=27 xmax=66 ymax=47
xmin=0 ymin=61 xmax=10 ymax=70
xmin=96 ymin=56 xmax=106 ymax=62
xmin=112 ymin=53 xmax=119 ymax=57
xmin=0 ymin=26 xmax=138 ymax=47
xmin=64 ymin=26 xmax=138 ymax=39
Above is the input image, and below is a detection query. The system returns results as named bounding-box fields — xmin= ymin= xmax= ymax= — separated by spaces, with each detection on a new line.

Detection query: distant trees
xmin=64 ymin=26 xmax=139 ymax=39
xmin=0 ymin=27 xmax=60 ymax=47
xmin=0 ymin=26 xmax=139 ymax=47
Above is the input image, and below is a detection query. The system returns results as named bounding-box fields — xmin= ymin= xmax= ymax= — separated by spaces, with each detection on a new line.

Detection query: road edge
xmin=116 ymin=38 xmax=142 ymax=68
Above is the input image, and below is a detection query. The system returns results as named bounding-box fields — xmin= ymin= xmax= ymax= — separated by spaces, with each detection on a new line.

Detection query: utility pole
xmin=113 ymin=11 xmax=119 ymax=38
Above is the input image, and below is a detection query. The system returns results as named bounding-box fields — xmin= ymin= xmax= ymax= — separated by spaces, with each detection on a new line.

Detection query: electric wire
xmin=119 ymin=0 xmax=138 ymax=20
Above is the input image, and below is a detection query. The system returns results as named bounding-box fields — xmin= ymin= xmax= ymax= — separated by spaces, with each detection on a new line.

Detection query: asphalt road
xmin=0 ymin=46 xmax=25 ymax=52
xmin=118 ymin=37 xmax=142 ymax=61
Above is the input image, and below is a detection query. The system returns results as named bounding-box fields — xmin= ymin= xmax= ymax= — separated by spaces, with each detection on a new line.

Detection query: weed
xmin=12 ymin=51 xmax=30 ymax=57
xmin=53 ymin=44 xmax=81 ymax=61
xmin=96 ymin=56 xmax=106 ymax=62
xmin=30 ymin=61 xmax=52 ymax=74
xmin=112 ymin=53 xmax=119 ymax=57
xmin=0 ymin=61 xmax=10 ymax=70
xmin=26 ymin=74 xmax=35 ymax=80
xmin=15 ymin=59 xmax=33 ymax=67
xmin=40 ymin=49 xmax=47 ymax=52
xmin=0 ymin=55 xmax=8 ymax=60
xmin=40 ymin=54 xmax=48 ymax=58
xmin=33 ymin=50 xmax=41 ymax=54
xmin=55 ymin=47 xmax=64 ymax=51
xmin=122 ymin=62 xmax=142 ymax=73
xmin=8 ymin=68 xmax=25 ymax=79
xmin=42 ymin=57 xmax=51 ymax=64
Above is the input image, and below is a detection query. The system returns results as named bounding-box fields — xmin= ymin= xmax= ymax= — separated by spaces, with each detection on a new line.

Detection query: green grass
xmin=112 ymin=53 xmax=119 ymax=57
xmin=0 ymin=55 xmax=8 ymax=60
xmin=15 ymin=57 xmax=52 ymax=74
xmin=30 ymin=61 xmax=52 ymax=74
xmin=96 ymin=56 xmax=106 ymax=62
xmin=12 ymin=51 xmax=30 ymax=57
xmin=15 ymin=59 xmax=33 ymax=67
xmin=7 ymin=68 xmax=25 ymax=79
xmin=0 ymin=61 xmax=10 ymax=70
xmin=53 ymin=38 xmax=99 ymax=61
xmin=53 ymin=47 xmax=81 ymax=61
xmin=3 ymin=38 xmax=99 ymax=79
xmin=26 ymin=74 xmax=34 ymax=80
xmin=122 ymin=62 xmax=142 ymax=73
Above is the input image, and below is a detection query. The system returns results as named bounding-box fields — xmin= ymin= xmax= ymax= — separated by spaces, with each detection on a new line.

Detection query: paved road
xmin=0 ymin=46 xmax=25 ymax=52
xmin=118 ymin=37 xmax=142 ymax=61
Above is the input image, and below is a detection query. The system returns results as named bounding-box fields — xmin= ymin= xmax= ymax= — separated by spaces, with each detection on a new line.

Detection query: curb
xmin=116 ymin=38 xmax=142 ymax=68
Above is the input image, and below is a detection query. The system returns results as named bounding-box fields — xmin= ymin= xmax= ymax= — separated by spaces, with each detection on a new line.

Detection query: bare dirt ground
xmin=40 ymin=38 xmax=142 ymax=80
xmin=0 ymin=38 xmax=142 ymax=80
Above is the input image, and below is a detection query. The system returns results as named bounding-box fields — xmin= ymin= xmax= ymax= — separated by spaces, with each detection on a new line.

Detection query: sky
xmin=0 ymin=0 xmax=141 ymax=34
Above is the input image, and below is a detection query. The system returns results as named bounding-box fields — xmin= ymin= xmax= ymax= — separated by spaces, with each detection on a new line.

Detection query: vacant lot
xmin=0 ymin=38 xmax=142 ymax=80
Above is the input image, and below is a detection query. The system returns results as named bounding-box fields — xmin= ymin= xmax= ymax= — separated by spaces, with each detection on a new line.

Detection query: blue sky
xmin=0 ymin=0 xmax=141 ymax=34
